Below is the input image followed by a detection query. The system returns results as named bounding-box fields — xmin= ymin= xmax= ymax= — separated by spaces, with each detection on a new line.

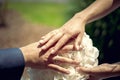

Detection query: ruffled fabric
xmin=21 ymin=33 xmax=99 ymax=80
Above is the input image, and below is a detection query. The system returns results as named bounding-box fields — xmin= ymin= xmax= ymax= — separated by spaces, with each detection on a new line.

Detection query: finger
xmin=41 ymin=33 xmax=63 ymax=50
xmin=76 ymin=67 xmax=99 ymax=80
xmin=50 ymin=34 xmax=71 ymax=54
xmin=77 ymin=67 xmax=101 ymax=80
xmin=74 ymin=33 xmax=83 ymax=50
xmin=48 ymin=64 xmax=70 ymax=74
xmin=39 ymin=31 xmax=55 ymax=45
xmin=76 ymin=67 xmax=93 ymax=74
xmin=61 ymin=45 xmax=74 ymax=51
xmin=52 ymin=56 xmax=79 ymax=65
xmin=43 ymin=47 xmax=54 ymax=57
xmin=77 ymin=66 xmax=104 ymax=75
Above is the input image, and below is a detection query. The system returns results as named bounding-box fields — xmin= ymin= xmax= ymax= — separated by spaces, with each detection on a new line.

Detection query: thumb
xmin=76 ymin=67 xmax=93 ymax=74
xmin=74 ymin=33 xmax=83 ymax=50
xmin=77 ymin=67 xmax=101 ymax=80
xmin=61 ymin=45 xmax=74 ymax=51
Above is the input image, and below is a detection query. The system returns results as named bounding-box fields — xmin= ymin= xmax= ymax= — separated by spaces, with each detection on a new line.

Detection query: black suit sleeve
xmin=0 ymin=48 xmax=25 ymax=80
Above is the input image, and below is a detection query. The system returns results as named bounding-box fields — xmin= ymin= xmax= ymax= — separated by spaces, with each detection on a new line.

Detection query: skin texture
xmin=77 ymin=63 xmax=120 ymax=80
xmin=38 ymin=0 xmax=120 ymax=79
xmin=39 ymin=0 xmax=120 ymax=55
xmin=20 ymin=42 xmax=79 ymax=74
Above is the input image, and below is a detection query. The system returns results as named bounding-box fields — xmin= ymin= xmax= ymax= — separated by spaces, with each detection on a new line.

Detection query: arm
xmin=0 ymin=48 xmax=25 ymax=80
xmin=39 ymin=0 xmax=119 ymax=54
xmin=20 ymin=42 xmax=78 ymax=73
xmin=0 ymin=42 xmax=78 ymax=80
xmin=75 ymin=0 xmax=120 ymax=23
xmin=77 ymin=63 xmax=120 ymax=80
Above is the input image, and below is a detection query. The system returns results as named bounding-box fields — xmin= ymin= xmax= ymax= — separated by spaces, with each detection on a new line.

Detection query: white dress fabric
xmin=21 ymin=33 xmax=99 ymax=80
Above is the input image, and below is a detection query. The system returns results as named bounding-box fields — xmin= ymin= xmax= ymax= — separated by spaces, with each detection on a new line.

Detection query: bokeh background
xmin=0 ymin=0 xmax=120 ymax=80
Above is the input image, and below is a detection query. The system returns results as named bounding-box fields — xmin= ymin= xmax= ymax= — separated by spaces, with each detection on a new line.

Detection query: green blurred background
xmin=8 ymin=1 xmax=72 ymax=27
xmin=8 ymin=0 xmax=120 ymax=63
xmin=5 ymin=0 xmax=120 ymax=79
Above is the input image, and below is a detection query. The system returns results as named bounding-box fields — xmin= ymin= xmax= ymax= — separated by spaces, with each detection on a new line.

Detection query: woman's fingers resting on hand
xmin=39 ymin=16 xmax=86 ymax=55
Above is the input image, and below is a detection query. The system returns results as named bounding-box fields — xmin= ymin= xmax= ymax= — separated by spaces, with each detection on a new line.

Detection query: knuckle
xmin=49 ymin=47 xmax=54 ymax=51
xmin=45 ymin=44 xmax=49 ymax=48
xmin=62 ymin=28 xmax=72 ymax=35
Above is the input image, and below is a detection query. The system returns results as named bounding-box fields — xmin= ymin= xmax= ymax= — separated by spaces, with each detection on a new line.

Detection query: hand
xmin=76 ymin=63 xmax=120 ymax=80
xmin=20 ymin=42 xmax=79 ymax=74
xmin=39 ymin=14 xmax=86 ymax=54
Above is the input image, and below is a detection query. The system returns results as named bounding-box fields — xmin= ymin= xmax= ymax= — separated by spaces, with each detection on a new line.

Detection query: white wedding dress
xmin=21 ymin=33 xmax=99 ymax=80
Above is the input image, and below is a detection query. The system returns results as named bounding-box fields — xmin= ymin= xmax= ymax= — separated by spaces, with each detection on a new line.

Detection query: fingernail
xmin=38 ymin=48 xmax=42 ymax=52
xmin=41 ymin=46 xmax=46 ymax=50
xmin=76 ymin=46 xmax=80 ymax=50
xmin=50 ymin=49 xmax=55 ymax=54
xmin=39 ymin=40 xmax=44 ymax=44
xmin=75 ymin=61 xmax=80 ymax=64
xmin=66 ymin=70 xmax=70 ymax=74
xmin=41 ymin=36 xmax=45 ymax=39
xmin=76 ymin=67 xmax=80 ymax=71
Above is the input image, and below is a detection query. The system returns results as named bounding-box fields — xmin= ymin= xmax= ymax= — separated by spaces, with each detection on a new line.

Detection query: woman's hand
xmin=39 ymin=15 xmax=86 ymax=54
xmin=20 ymin=42 xmax=79 ymax=74
xmin=76 ymin=63 xmax=120 ymax=80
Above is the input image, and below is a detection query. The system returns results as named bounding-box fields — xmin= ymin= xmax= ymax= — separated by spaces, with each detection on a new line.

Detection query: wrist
xmin=20 ymin=47 xmax=30 ymax=67
xmin=73 ymin=12 xmax=89 ymax=24
xmin=20 ymin=42 xmax=40 ymax=67
xmin=112 ymin=63 xmax=120 ymax=76
xmin=104 ymin=63 xmax=120 ymax=78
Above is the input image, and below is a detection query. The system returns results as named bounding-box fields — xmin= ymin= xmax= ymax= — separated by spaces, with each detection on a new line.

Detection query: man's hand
xmin=20 ymin=42 xmax=79 ymax=74
xmin=76 ymin=63 xmax=120 ymax=80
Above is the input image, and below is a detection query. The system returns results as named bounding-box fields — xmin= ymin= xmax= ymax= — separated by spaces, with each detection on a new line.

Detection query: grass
xmin=8 ymin=2 xmax=72 ymax=27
